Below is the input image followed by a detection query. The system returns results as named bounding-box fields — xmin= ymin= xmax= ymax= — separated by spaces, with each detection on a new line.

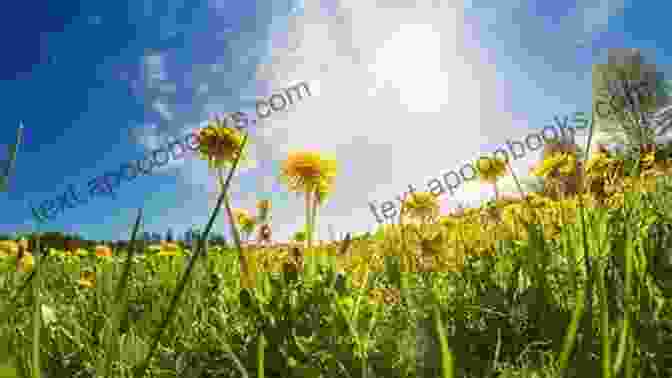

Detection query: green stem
xmin=133 ymin=132 xmax=248 ymax=377
xmin=32 ymin=235 xmax=41 ymax=378
xmin=218 ymin=170 xmax=247 ymax=285
xmin=305 ymin=190 xmax=314 ymax=278
xmin=434 ymin=302 xmax=454 ymax=378
xmin=0 ymin=122 xmax=23 ymax=193
xmin=596 ymin=258 xmax=612 ymax=378
xmin=613 ymin=222 xmax=633 ymax=376
xmin=624 ymin=330 xmax=634 ymax=378
xmin=558 ymin=286 xmax=585 ymax=374
xmin=558 ymin=228 xmax=585 ymax=375
xmin=257 ymin=332 xmax=265 ymax=378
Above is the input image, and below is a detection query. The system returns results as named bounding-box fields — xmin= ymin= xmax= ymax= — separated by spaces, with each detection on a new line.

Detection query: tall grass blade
xmin=0 ymin=122 xmax=23 ymax=193
xmin=433 ymin=300 xmax=454 ymax=378
xmin=133 ymin=132 xmax=248 ymax=377
xmin=103 ymin=208 xmax=143 ymax=378
xmin=31 ymin=233 xmax=40 ymax=378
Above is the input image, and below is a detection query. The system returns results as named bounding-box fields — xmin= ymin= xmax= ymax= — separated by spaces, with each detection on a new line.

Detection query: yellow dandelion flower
xmin=232 ymin=208 xmax=252 ymax=224
xmin=641 ymin=151 xmax=656 ymax=170
xmin=196 ymin=116 xmax=247 ymax=168
xmin=584 ymin=153 xmax=612 ymax=177
xmin=559 ymin=153 xmax=577 ymax=175
xmin=232 ymin=208 xmax=257 ymax=237
xmin=476 ymin=157 xmax=508 ymax=183
xmin=532 ymin=153 xmax=575 ymax=178
xmin=0 ymin=240 xmax=19 ymax=257
xmin=157 ymin=242 xmax=181 ymax=257
xmin=18 ymin=252 xmax=34 ymax=273
xmin=606 ymin=192 xmax=625 ymax=208
xmin=402 ymin=191 xmax=440 ymax=220
xmin=279 ymin=151 xmax=337 ymax=194
xmin=78 ymin=271 xmax=96 ymax=288
xmin=95 ymin=245 xmax=112 ymax=257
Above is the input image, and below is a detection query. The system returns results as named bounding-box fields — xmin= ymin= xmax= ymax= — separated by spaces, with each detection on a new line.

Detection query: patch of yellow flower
xmin=0 ymin=239 xmax=34 ymax=273
xmin=95 ymin=245 xmax=112 ymax=257
xmin=78 ymin=271 xmax=95 ymax=288
xmin=148 ymin=242 xmax=183 ymax=257
xmin=476 ymin=157 xmax=508 ymax=183
xmin=402 ymin=191 xmax=440 ymax=221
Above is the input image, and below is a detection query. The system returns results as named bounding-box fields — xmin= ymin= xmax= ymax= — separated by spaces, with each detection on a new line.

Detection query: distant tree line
xmin=0 ymin=227 xmax=228 ymax=254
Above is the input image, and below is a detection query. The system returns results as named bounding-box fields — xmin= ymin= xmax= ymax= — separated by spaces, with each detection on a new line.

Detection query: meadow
xmin=1 ymin=112 xmax=671 ymax=378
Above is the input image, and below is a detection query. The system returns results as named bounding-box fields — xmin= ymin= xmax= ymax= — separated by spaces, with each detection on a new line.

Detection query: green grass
xmin=2 ymin=130 xmax=672 ymax=378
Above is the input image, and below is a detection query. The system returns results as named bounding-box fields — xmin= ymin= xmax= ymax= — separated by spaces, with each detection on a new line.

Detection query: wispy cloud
xmin=246 ymin=0 xmax=527 ymax=240
xmin=141 ymin=53 xmax=168 ymax=89
xmin=151 ymin=99 xmax=174 ymax=121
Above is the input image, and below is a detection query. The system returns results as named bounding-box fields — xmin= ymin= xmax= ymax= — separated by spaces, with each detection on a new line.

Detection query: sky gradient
xmin=1 ymin=0 xmax=670 ymax=242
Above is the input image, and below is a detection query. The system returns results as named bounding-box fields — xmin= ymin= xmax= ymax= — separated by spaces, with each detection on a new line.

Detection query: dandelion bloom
xmin=532 ymin=153 xmax=575 ymax=178
xmin=233 ymin=208 xmax=257 ymax=235
xmin=196 ymin=116 xmax=247 ymax=167
xmin=78 ymin=271 xmax=96 ymax=288
xmin=279 ymin=151 xmax=337 ymax=194
xmin=0 ymin=240 xmax=19 ymax=257
xmin=157 ymin=242 xmax=181 ymax=257
xmin=476 ymin=157 xmax=508 ymax=183
xmin=584 ymin=152 xmax=617 ymax=180
xmin=402 ymin=191 xmax=440 ymax=220
xmin=17 ymin=252 xmax=34 ymax=273
xmin=95 ymin=245 xmax=112 ymax=257
xmin=640 ymin=149 xmax=656 ymax=170
xmin=232 ymin=208 xmax=253 ymax=225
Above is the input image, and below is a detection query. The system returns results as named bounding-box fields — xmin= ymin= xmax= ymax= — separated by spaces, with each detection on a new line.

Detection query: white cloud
xmin=141 ymin=53 xmax=168 ymax=89
xmin=151 ymin=99 xmax=174 ymax=121
xmin=246 ymin=0 xmax=527 ymax=241
xmin=130 ymin=123 xmax=189 ymax=174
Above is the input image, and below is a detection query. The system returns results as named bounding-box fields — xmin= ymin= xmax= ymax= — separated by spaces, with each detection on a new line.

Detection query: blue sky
xmin=1 ymin=0 xmax=669 ymax=242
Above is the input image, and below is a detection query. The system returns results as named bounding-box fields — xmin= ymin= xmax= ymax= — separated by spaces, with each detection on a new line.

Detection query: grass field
xmin=1 ymin=122 xmax=671 ymax=378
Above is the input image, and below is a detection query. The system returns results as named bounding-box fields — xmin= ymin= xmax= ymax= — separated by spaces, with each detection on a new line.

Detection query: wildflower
xmin=78 ymin=271 xmax=95 ymax=288
xmin=402 ymin=191 xmax=440 ymax=221
xmin=279 ymin=151 xmax=337 ymax=194
xmin=368 ymin=287 xmax=401 ymax=306
xmin=17 ymin=252 xmax=34 ymax=273
xmin=157 ymin=242 xmax=181 ymax=257
xmin=532 ymin=152 xmax=576 ymax=178
xmin=279 ymin=151 xmax=338 ymax=254
xmin=232 ymin=208 xmax=257 ymax=241
xmin=641 ymin=150 xmax=656 ymax=170
xmin=95 ymin=245 xmax=112 ymax=257
xmin=584 ymin=152 xmax=614 ymax=178
xmin=196 ymin=116 xmax=247 ymax=168
xmin=0 ymin=240 xmax=19 ymax=257
xmin=476 ymin=157 xmax=508 ymax=183
xmin=232 ymin=208 xmax=252 ymax=225
xmin=606 ymin=192 xmax=625 ymax=208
